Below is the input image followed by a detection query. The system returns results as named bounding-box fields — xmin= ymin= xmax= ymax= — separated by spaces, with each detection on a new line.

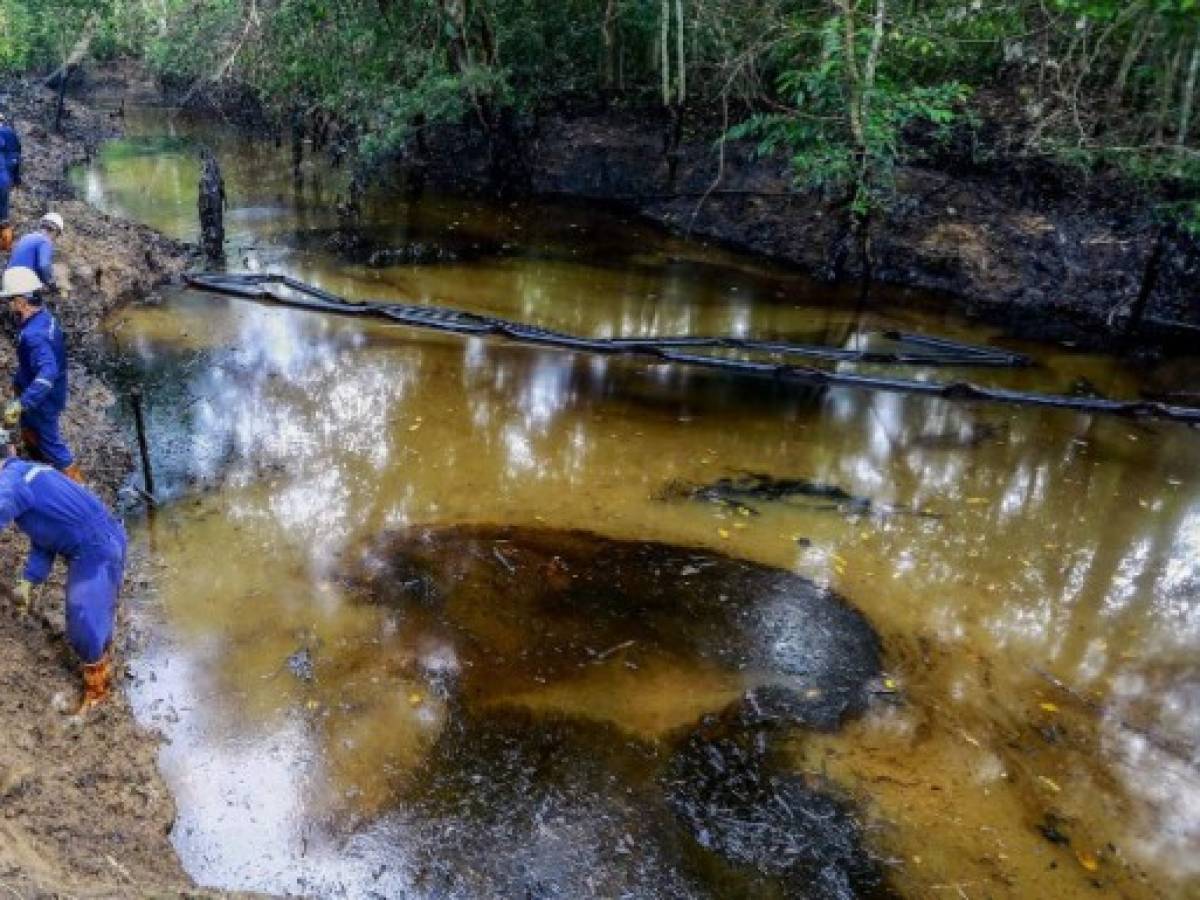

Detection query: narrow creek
xmin=76 ymin=107 xmax=1200 ymax=897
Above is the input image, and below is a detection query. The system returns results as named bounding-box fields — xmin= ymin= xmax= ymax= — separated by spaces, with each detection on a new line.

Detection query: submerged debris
xmin=910 ymin=421 xmax=1003 ymax=451
xmin=665 ymin=704 xmax=890 ymax=899
xmin=286 ymin=646 xmax=314 ymax=682
xmin=657 ymin=472 xmax=940 ymax=520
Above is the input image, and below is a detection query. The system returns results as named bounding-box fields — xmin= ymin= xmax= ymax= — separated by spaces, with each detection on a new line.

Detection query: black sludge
xmin=403 ymin=706 xmax=890 ymax=899
xmin=345 ymin=525 xmax=882 ymax=728
xmin=400 ymin=708 xmax=702 ymax=898
xmin=663 ymin=714 xmax=892 ymax=899
xmin=343 ymin=525 xmax=889 ymax=895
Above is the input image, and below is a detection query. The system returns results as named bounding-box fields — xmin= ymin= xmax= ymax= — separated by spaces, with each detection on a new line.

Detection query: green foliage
xmin=730 ymin=12 xmax=970 ymax=215
xmin=0 ymin=0 xmax=1195 ymax=214
xmin=0 ymin=0 xmax=104 ymax=72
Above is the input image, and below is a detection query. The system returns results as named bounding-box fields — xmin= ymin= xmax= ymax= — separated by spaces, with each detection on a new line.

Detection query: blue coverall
xmin=8 ymin=233 xmax=55 ymax=288
xmin=0 ymin=123 xmax=17 ymax=224
xmin=12 ymin=308 xmax=72 ymax=470
xmin=0 ymin=123 xmax=21 ymax=186
xmin=0 ymin=458 xmax=126 ymax=663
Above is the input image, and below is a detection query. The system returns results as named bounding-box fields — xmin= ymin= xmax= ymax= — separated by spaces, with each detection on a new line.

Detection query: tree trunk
xmin=854 ymin=0 xmax=885 ymax=297
xmin=674 ymin=0 xmax=685 ymax=105
xmin=1155 ymin=38 xmax=1183 ymax=145
xmin=1177 ymin=28 xmax=1200 ymax=149
xmin=43 ymin=13 xmax=99 ymax=89
xmin=602 ymin=0 xmax=619 ymax=90
xmin=860 ymin=0 xmax=885 ymax=126
xmin=1124 ymin=225 xmax=1168 ymax=342
xmin=1109 ymin=15 xmax=1151 ymax=111
xmin=660 ymin=0 xmax=671 ymax=107
xmin=838 ymin=0 xmax=885 ymax=293
xmin=835 ymin=0 xmax=863 ymax=147
xmin=53 ymin=69 xmax=70 ymax=133
xmin=198 ymin=148 xmax=227 ymax=263
xmin=291 ymin=109 xmax=305 ymax=180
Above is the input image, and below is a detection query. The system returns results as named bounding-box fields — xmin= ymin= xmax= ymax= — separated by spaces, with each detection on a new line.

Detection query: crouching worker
xmin=0 ymin=428 xmax=126 ymax=713
xmin=0 ymin=266 xmax=82 ymax=482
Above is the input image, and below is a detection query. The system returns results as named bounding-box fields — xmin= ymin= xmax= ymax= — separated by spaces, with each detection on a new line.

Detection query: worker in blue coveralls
xmin=0 ymin=266 xmax=82 ymax=482
xmin=0 ymin=114 xmax=16 ymax=251
xmin=0 ymin=112 xmax=21 ymax=187
xmin=8 ymin=212 xmax=64 ymax=290
xmin=0 ymin=427 xmax=126 ymax=713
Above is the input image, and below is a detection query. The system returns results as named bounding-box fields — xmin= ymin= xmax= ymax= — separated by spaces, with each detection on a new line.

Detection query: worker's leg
xmin=65 ymin=529 xmax=125 ymax=713
xmin=65 ymin=554 xmax=118 ymax=664
xmin=19 ymin=426 xmax=43 ymax=462
xmin=20 ymin=408 xmax=79 ymax=479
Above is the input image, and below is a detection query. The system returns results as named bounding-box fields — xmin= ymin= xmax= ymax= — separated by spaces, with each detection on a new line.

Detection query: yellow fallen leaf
xmin=718 ymin=528 xmax=731 ymax=539
xmin=1040 ymin=702 xmax=1059 ymax=713
xmin=737 ymin=507 xmax=751 ymax=517
xmin=884 ymin=678 xmax=897 ymax=690
xmin=832 ymin=554 xmax=849 ymax=567
xmin=408 ymin=423 xmax=421 ymax=432
xmin=1038 ymin=776 xmax=1061 ymax=793
xmin=1075 ymin=849 xmax=1100 ymax=872
xmin=965 ymin=497 xmax=988 ymax=505
xmin=408 ymin=693 xmax=423 ymax=706
xmin=733 ymin=522 xmax=748 ymax=530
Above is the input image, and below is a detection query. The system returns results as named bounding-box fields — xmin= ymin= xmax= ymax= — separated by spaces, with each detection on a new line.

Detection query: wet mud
xmin=338 ymin=524 xmax=889 ymax=895
xmin=0 ymin=78 xmax=193 ymax=895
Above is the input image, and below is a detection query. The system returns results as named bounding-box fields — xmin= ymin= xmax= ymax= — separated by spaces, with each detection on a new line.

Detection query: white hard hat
xmin=40 ymin=212 xmax=64 ymax=233
xmin=0 ymin=266 xmax=44 ymax=298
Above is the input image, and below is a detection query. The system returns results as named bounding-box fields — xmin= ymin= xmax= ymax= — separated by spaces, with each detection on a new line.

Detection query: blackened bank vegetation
xmin=9 ymin=1 xmax=1200 ymax=348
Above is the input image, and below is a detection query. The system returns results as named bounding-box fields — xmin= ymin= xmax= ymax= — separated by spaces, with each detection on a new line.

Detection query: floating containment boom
xmin=184 ymin=272 xmax=1200 ymax=424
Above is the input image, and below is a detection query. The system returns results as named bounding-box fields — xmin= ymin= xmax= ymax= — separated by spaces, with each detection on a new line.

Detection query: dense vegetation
xmin=3 ymin=1 xmax=1198 ymax=226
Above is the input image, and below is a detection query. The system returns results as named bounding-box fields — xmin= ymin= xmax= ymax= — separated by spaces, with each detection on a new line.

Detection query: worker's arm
xmin=0 ymin=470 xmax=43 ymax=595
xmin=0 ymin=473 xmax=26 ymax=529
xmin=16 ymin=332 xmax=58 ymax=411
xmin=23 ymin=544 xmax=54 ymax=584
xmin=35 ymin=241 xmax=54 ymax=288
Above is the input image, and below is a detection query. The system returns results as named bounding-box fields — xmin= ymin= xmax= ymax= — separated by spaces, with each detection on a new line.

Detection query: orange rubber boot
xmin=77 ymin=652 xmax=113 ymax=715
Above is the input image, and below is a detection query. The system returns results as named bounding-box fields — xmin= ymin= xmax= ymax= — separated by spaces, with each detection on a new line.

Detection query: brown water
xmin=80 ymin=109 xmax=1200 ymax=897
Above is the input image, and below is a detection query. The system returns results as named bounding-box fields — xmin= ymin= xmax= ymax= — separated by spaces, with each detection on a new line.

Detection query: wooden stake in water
xmin=198 ymin=147 xmax=226 ymax=263
xmin=130 ymin=387 xmax=156 ymax=502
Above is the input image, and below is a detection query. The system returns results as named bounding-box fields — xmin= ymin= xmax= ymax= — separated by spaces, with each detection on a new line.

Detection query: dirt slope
xmin=0 ymin=78 xmax=202 ymax=897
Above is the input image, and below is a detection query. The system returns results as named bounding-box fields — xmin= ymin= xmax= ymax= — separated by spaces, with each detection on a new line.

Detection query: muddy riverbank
xmin=402 ymin=109 xmax=1199 ymax=349
xmin=144 ymin=60 xmax=1200 ymax=349
xmin=0 ymin=77 xmax=194 ymax=895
